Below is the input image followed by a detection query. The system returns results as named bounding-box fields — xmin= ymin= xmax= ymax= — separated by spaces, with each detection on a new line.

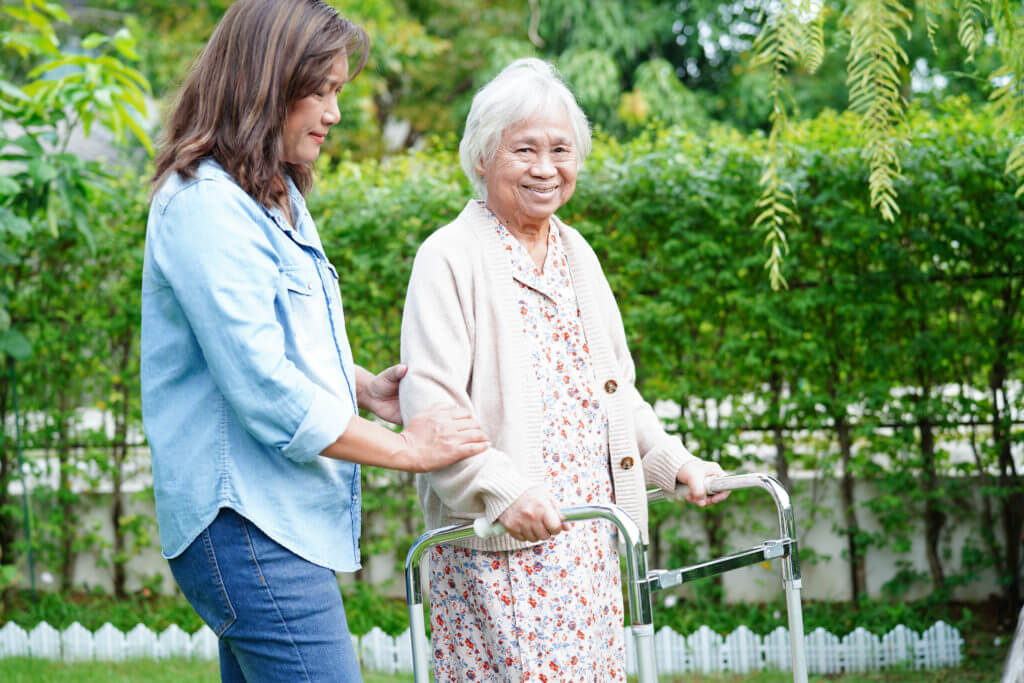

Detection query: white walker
xmin=404 ymin=472 xmax=810 ymax=683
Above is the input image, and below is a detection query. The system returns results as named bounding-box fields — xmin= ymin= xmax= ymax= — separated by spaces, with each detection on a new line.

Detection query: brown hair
xmin=152 ymin=0 xmax=368 ymax=208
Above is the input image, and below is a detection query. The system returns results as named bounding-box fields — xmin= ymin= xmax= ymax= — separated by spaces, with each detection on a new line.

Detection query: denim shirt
xmin=141 ymin=159 xmax=361 ymax=572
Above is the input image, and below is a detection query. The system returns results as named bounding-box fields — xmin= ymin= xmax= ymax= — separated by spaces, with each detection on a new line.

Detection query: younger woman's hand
xmin=359 ymin=364 xmax=407 ymax=424
xmin=399 ymin=404 xmax=489 ymax=472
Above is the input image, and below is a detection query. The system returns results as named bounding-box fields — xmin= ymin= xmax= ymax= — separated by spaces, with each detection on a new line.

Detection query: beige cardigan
xmin=399 ymin=200 xmax=697 ymax=551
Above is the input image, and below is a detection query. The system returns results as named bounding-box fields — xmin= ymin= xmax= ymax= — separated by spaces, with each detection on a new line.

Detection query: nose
xmin=531 ymin=152 xmax=555 ymax=177
xmin=323 ymin=95 xmax=341 ymax=126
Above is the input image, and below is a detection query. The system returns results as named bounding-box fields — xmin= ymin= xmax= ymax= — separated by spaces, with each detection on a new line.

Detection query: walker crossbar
xmin=646 ymin=537 xmax=795 ymax=589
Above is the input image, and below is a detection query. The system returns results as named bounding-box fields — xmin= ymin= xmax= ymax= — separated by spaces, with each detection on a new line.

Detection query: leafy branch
xmin=845 ymin=0 xmax=912 ymax=224
xmin=750 ymin=0 xmax=824 ymax=290
xmin=987 ymin=0 xmax=1024 ymax=197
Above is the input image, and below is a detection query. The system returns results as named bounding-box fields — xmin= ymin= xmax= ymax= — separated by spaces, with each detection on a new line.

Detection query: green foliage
xmin=749 ymin=0 xmax=818 ymax=290
xmin=0 ymin=0 xmax=151 ymax=345
xmin=622 ymin=58 xmax=707 ymax=131
xmin=341 ymin=582 xmax=409 ymax=636
xmin=0 ymin=0 xmax=153 ymax=600
xmin=0 ymin=0 xmax=1019 ymax=614
xmin=557 ymin=48 xmax=620 ymax=129
xmin=1 ymin=588 xmax=204 ymax=632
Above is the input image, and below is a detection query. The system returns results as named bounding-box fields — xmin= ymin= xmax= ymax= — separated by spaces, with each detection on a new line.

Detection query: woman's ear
xmin=474 ymin=157 xmax=487 ymax=176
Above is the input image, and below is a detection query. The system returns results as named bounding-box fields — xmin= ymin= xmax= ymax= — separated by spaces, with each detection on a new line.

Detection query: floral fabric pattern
xmin=428 ymin=209 xmax=626 ymax=681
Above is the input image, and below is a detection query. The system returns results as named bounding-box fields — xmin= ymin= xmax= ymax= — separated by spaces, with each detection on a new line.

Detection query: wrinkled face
xmin=478 ymin=108 xmax=578 ymax=231
xmin=282 ymin=54 xmax=348 ymax=165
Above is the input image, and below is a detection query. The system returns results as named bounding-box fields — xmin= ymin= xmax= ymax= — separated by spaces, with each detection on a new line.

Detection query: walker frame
xmin=403 ymin=472 xmax=809 ymax=682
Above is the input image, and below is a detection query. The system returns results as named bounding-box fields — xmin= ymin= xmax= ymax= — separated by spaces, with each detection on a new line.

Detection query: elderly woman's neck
xmin=500 ymin=214 xmax=550 ymax=269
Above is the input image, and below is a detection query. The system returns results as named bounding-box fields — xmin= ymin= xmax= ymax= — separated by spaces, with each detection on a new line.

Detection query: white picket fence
xmin=0 ymin=620 xmax=962 ymax=675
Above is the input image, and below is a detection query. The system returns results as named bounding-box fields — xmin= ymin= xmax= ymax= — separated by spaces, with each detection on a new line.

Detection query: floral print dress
xmin=427 ymin=210 xmax=627 ymax=682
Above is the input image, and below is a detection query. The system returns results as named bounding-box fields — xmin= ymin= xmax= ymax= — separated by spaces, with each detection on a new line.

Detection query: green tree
xmin=0 ymin=0 xmax=151 ymax=592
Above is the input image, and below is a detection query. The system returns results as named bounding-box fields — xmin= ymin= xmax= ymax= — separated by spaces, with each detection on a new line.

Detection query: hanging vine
xmin=750 ymin=0 xmax=825 ymax=290
xmin=845 ymin=0 xmax=913 ymax=223
xmin=988 ymin=0 xmax=1024 ymax=196
xmin=749 ymin=0 xmax=1024 ymax=278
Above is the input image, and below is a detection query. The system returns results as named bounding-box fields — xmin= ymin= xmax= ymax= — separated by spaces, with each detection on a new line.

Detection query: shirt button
xmin=620 ymin=457 xmax=634 ymax=470
xmin=604 ymin=380 xmax=618 ymax=394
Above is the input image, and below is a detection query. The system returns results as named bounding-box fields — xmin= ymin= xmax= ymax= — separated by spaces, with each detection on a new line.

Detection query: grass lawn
xmin=0 ymin=659 xmax=1000 ymax=682
xmin=0 ymin=629 xmax=1005 ymax=682
xmin=0 ymin=658 xmax=405 ymax=682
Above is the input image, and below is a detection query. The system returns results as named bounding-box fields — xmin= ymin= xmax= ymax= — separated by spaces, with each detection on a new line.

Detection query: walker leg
xmin=409 ymin=603 xmax=429 ymax=683
xmin=632 ymin=623 xmax=657 ymax=683
xmin=405 ymin=562 xmax=430 ymax=683
xmin=784 ymin=575 xmax=808 ymax=683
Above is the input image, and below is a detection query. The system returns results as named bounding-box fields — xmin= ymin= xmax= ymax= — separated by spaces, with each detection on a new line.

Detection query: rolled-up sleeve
xmin=150 ymin=181 xmax=353 ymax=462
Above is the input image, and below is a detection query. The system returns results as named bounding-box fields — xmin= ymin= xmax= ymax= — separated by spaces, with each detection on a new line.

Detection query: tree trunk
xmin=917 ymin=404 xmax=946 ymax=590
xmin=649 ymin=512 xmax=662 ymax=571
xmin=769 ymin=368 xmax=791 ymax=493
xmin=57 ymin=392 xmax=75 ymax=592
xmin=0 ymin=371 xmax=14 ymax=569
xmin=990 ymin=278 xmax=1023 ymax=614
xmin=111 ymin=335 xmax=131 ymax=599
xmin=702 ymin=508 xmax=726 ymax=601
xmin=836 ymin=415 xmax=866 ymax=602
xmin=991 ymin=356 xmax=1023 ymax=613
xmin=111 ymin=468 xmax=125 ymax=598
xmin=966 ymin=411 xmax=1001 ymax=572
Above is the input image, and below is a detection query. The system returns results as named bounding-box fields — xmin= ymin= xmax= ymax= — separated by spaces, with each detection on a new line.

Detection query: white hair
xmin=459 ymin=58 xmax=592 ymax=200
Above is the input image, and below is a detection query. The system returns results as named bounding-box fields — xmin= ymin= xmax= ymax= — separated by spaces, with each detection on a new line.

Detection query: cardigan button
xmin=604 ymin=380 xmax=618 ymax=394
xmin=620 ymin=457 xmax=634 ymax=470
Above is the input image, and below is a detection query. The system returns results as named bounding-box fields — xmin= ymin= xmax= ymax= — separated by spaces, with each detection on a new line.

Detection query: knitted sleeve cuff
xmin=642 ymin=435 xmax=700 ymax=491
xmin=482 ymin=472 xmax=534 ymax=524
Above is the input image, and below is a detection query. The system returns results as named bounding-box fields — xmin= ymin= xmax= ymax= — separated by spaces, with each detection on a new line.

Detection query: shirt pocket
xmin=280 ymin=266 xmax=316 ymax=297
xmin=276 ymin=265 xmax=328 ymax=355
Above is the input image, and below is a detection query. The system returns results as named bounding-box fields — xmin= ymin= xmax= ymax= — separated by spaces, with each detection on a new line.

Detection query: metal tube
xmin=785 ymin=576 xmax=808 ymax=683
xmin=405 ymin=560 xmax=429 ymax=683
xmin=632 ymin=623 xmax=657 ymax=683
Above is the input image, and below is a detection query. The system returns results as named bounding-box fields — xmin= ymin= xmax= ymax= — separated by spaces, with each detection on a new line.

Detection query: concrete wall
xmin=12 ymin=474 xmax=1007 ymax=605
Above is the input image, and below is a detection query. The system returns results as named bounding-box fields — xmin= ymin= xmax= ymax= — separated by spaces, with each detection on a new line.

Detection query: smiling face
xmin=478 ymin=108 xmax=579 ymax=234
xmin=282 ymin=54 xmax=348 ymax=166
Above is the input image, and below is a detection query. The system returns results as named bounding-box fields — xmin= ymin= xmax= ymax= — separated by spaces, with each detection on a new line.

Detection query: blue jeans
xmin=168 ymin=508 xmax=362 ymax=682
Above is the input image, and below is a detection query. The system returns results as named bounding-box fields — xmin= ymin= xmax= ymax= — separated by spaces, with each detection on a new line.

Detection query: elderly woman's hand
xmin=497 ymin=487 xmax=569 ymax=543
xmin=676 ymin=459 xmax=730 ymax=507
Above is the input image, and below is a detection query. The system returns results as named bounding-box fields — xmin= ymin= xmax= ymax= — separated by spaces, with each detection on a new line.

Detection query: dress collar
xmin=481 ymin=202 xmax=571 ymax=305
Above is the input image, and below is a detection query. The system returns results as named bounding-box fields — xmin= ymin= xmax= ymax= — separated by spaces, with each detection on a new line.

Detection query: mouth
xmin=522 ymin=184 xmax=558 ymax=196
xmin=309 ymin=132 xmax=326 ymax=144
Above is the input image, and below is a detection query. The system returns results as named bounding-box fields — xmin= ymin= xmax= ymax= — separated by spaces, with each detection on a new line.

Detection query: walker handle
xmin=647 ymin=474 xmax=726 ymax=503
xmin=477 ymin=475 xmax=729 ymax=537
xmin=473 ymin=517 xmax=507 ymax=539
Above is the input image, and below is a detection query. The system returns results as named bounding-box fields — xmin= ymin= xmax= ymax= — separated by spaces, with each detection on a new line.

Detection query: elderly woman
xmin=399 ymin=58 xmax=729 ymax=681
